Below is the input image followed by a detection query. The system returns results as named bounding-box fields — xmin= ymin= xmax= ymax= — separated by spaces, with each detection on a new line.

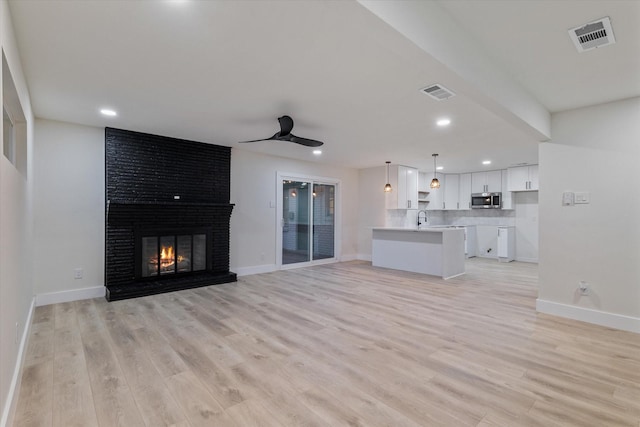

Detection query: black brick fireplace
xmin=105 ymin=128 xmax=236 ymax=301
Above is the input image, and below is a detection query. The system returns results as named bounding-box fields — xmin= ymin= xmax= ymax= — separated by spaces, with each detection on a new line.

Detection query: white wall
xmin=356 ymin=166 xmax=386 ymax=260
xmin=0 ymin=0 xmax=35 ymax=424
xmin=31 ymin=123 xmax=361 ymax=287
xmin=33 ymin=119 xmax=104 ymax=298
xmin=514 ymin=191 xmax=538 ymax=263
xmin=230 ymin=149 xmax=359 ymax=273
xmin=538 ymin=97 xmax=640 ymax=332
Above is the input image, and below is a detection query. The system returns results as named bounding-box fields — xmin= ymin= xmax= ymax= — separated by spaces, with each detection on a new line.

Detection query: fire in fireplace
xmin=137 ymin=230 xmax=210 ymax=279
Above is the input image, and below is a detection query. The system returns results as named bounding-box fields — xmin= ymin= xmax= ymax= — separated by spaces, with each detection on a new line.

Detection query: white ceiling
xmin=7 ymin=0 xmax=639 ymax=173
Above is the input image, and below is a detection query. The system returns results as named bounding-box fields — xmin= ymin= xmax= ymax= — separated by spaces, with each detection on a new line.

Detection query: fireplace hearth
xmin=105 ymin=128 xmax=236 ymax=301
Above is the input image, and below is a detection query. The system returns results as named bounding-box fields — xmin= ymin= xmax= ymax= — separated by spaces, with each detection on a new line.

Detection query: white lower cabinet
xmin=463 ymin=225 xmax=477 ymax=258
xmin=497 ymin=226 xmax=515 ymax=262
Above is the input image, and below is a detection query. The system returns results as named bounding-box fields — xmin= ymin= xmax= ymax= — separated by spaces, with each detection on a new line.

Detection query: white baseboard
xmin=234 ymin=264 xmax=278 ymax=277
xmin=516 ymin=257 xmax=538 ymax=263
xmin=536 ymin=299 xmax=640 ymax=334
xmin=357 ymin=254 xmax=372 ymax=262
xmin=1 ymin=297 xmax=35 ymax=427
xmin=35 ymin=285 xmax=104 ymax=307
xmin=340 ymin=254 xmax=359 ymax=262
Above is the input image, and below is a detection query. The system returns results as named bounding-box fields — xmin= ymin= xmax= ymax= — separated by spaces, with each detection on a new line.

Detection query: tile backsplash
xmin=386 ymin=208 xmax=515 ymax=228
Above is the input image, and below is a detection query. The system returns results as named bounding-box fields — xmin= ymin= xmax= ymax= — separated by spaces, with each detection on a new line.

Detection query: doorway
xmin=277 ymin=173 xmax=339 ymax=267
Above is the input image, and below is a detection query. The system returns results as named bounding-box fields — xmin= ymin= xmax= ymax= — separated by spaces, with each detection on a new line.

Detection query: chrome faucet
xmin=417 ymin=210 xmax=428 ymax=227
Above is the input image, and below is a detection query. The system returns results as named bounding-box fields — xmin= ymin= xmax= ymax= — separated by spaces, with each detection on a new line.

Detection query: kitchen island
xmin=371 ymin=227 xmax=465 ymax=279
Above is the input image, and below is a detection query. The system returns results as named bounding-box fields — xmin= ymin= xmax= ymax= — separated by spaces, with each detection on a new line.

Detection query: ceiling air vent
xmin=420 ymin=84 xmax=455 ymax=101
xmin=568 ymin=17 xmax=616 ymax=53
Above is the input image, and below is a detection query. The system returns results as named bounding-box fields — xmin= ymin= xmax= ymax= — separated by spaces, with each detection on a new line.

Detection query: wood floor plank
xmin=14 ymin=360 xmax=53 ymax=427
xmin=52 ymin=352 xmax=99 ymax=427
xmin=79 ymin=301 xmax=146 ymax=427
xmin=12 ymin=259 xmax=640 ymax=427
xmin=164 ymin=370 xmax=236 ymax=427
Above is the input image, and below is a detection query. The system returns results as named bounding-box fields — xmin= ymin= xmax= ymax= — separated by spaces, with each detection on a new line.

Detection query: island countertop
xmin=371 ymin=226 xmax=464 ymax=232
xmin=371 ymin=227 xmax=465 ymax=279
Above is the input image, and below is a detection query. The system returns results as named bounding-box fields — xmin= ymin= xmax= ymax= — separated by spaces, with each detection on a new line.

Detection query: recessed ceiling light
xmin=482 ymin=160 xmax=491 ymax=165
xmin=100 ymin=108 xmax=117 ymax=117
xmin=436 ymin=118 xmax=451 ymax=127
xmin=436 ymin=166 xmax=444 ymax=170
xmin=312 ymin=150 xmax=322 ymax=155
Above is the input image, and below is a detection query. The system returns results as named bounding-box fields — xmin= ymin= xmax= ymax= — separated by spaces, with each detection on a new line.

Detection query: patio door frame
xmin=276 ymin=171 xmax=341 ymax=269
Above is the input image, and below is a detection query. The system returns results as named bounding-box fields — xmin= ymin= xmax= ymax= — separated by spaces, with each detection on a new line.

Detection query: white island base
xmin=372 ymin=227 xmax=465 ymax=279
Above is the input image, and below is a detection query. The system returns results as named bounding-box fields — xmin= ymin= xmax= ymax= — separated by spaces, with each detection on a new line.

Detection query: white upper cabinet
xmin=471 ymin=170 xmax=502 ymax=193
xmin=507 ymin=165 xmax=539 ymax=191
xmin=425 ymin=172 xmax=444 ymax=211
xmin=458 ymin=173 xmax=472 ymax=210
xmin=443 ymin=173 xmax=471 ymax=210
xmin=386 ymin=165 xmax=418 ymax=209
xmin=443 ymin=174 xmax=459 ymax=210
xmin=501 ymin=170 xmax=513 ymax=210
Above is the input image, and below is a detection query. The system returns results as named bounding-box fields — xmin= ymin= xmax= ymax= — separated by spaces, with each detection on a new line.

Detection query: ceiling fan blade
xmin=238 ymin=132 xmax=279 ymax=143
xmin=278 ymin=115 xmax=294 ymax=136
xmin=239 ymin=117 xmax=323 ymax=147
xmin=289 ymin=134 xmax=324 ymax=147
xmin=238 ymin=138 xmax=270 ymax=143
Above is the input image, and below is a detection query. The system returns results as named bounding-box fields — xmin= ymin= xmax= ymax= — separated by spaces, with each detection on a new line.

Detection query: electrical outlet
xmin=74 ymin=268 xmax=83 ymax=279
xmin=578 ymin=281 xmax=590 ymax=296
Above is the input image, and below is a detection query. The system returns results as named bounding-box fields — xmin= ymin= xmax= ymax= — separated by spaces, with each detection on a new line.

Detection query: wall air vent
xmin=568 ymin=17 xmax=616 ymax=53
xmin=420 ymin=84 xmax=455 ymax=101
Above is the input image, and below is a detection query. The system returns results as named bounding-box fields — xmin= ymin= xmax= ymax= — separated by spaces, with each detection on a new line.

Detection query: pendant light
xmin=430 ymin=154 xmax=440 ymax=189
xmin=384 ymin=161 xmax=392 ymax=193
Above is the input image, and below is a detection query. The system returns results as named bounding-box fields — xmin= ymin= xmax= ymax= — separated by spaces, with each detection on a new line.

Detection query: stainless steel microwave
xmin=471 ymin=192 xmax=501 ymax=209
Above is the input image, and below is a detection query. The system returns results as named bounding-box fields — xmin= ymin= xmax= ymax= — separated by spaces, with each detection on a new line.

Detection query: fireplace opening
xmin=136 ymin=229 xmax=212 ymax=279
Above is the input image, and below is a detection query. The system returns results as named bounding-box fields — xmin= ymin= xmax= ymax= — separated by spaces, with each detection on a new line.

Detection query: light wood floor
xmin=13 ymin=259 xmax=640 ymax=427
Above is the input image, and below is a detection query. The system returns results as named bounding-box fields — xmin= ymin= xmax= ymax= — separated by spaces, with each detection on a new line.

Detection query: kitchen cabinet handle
xmin=443 ymin=202 xmax=445 ymax=210
xmin=457 ymin=202 xmax=459 ymax=209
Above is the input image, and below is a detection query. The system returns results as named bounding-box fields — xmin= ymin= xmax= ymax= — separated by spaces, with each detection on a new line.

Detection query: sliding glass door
xmin=282 ymin=180 xmax=311 ymax=264
xmin=312 ymin=183 xmax=335 ymax=261
xmin=279 ymin=175 xmax=338 ymax=267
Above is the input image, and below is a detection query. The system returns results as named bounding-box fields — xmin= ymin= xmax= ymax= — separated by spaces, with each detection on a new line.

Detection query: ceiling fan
xmin=238 ymin=115 xmax=324 ymax=147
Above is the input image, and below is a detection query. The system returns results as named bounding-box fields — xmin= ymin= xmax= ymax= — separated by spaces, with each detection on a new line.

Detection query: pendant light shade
xmin=430 ymin=154 xmax=440 ymax=189
xmin=384 ymin=161 xmax=392 ymax=193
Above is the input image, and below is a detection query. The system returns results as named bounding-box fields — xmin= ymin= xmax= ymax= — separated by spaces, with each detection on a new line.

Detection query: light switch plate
xmin=575 ymin=192 xmax=590 ymax=204
xmin=562 ymin=192 xmax=574 ymax=206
